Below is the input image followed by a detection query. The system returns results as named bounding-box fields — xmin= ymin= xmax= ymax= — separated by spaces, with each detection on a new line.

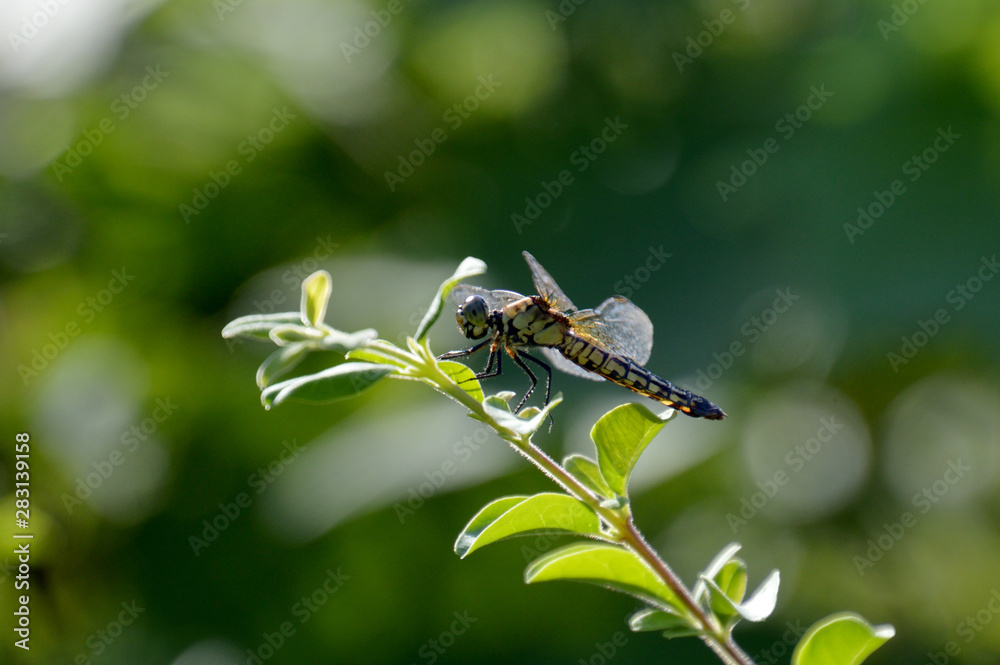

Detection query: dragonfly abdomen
xmin=560 ymin=334 xmax=726 ymax=420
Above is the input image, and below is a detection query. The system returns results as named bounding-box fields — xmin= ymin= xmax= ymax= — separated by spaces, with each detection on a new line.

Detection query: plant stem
xmin=514 ymin=437 xmax=756 ymax=665
xmin=417 ymin=354 xmax=757 ymax=665
xmin=618 ymin=520 xmax=756 ymax=665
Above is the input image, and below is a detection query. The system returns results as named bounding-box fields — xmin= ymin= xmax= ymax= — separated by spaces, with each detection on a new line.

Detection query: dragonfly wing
xmin=523 ymin=251 xmax=577 ymax=313
xmin=451 ymin=284 xmax=524 ymax=311
xmin=539 ymin=347 xmax=605 ymax=381
xmin=567 ymin=297 xmax=654 ymax=365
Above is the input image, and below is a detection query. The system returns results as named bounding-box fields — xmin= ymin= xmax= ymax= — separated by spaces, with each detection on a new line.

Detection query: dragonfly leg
xmin=439 ymin=338 xmax=499 ymax=384
xmin=518 ymin=353 xmax=552 ymax=408
xmin=509 ymin=351 xmax=539 ymax=413
xmin=475 ymin=339 xmax=503 ymax=380
xmin=438 ymin=338 xmax=491 ymax=360
xmin=518 ymin=352 xmax=555 ymax=430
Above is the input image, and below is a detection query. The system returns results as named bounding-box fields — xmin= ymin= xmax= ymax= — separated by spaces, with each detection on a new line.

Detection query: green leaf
xmin=708 ymin=559 xmax=748 ymax=620
xmin=693 ymin=542 xmax=743 ymax=604
xmin=415 ymin=256 xmax=487 ymax=342
xmin=563 ymin=454 xmax=614 ymax=499
xmin=738 ymin=569 xmax=780 ymax=622
xmin=222 ymin=312 xmax=303 ymax=340
xmin=524 ymin=542 xmax=682 ymax=613
xmin=591 ymin=403 xmax=672 ymax=496
xmin=482 ymin=393 xmax=513 ymax=412
xmin=300 ymin=270 xmax=332 ymax=326
xmin=405 ymin=335 xmax=429 ymax=359
xmin=483 ymin=394 xmax=562 ymax=436
xmin=628 ymin=608 xmax=693 ymax=635
xmin=454 ymin=497 xmax=526 ymax=557
xmin=792 ymin=613 xmax=895 ymax=665
xmin=260 ymin=362 xmax=395 ymax=409
xmin=439 ymin=361 xmax=484 ymax=403
xmin=701 ymin=569 xmax=780 ymax=623
xmin=455 ymin=493 xmax=602 ymax=558
xmin=256 ymin=342 xmax=311 ymax=389
xmin=268 ymin=324 xmax=325 ymax=345
xmin=319 ymin=328 xmax=378 ymax=351
xmin=345 ymin=338 xmax=410 ymax=363
xmin=658 ymin=626 xmax=707 ymax=639
xmin=346 ymin=346 xmax=407 ymax=368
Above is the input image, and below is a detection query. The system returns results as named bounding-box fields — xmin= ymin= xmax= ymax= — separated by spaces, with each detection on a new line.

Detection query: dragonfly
xmin=439 ymin=251 xmax=726 ymax=420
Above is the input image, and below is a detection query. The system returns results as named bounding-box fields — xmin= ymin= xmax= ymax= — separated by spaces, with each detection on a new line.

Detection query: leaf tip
xmin=301 ymin=269 xmax=333 ymax=327
xmin=873 ymin=623 xmax=896 ymax=639
xmin=453 ymin=536 xmax=474 ymax=558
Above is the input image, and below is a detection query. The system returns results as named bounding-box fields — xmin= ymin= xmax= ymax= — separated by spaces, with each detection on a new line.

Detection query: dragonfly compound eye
xmin=461 ymin=296 xmax=488 ymax=325
xmin=457 ymin=295 xmax=490 ymax=339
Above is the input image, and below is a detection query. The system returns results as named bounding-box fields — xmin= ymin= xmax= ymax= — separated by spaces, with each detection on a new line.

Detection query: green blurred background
xmin=2 ymin=0 xmax=1000 ymax=662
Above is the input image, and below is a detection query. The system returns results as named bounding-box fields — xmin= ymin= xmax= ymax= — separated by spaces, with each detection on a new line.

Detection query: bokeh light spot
xmin=883 ymin=375 xmax=1000 ymax=507
xmin=740 ymin=382 xmax=871 ymax=524
xmin=411 ymin=2 xmax=567 ymax=117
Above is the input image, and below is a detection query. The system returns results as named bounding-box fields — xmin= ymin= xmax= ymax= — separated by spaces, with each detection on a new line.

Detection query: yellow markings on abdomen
xmin=625 ymin=369 xmax=649 ymax=390
xmin=561 ymin=333 xmax=698 ymax=411
xmin=602 ymin=358 xmax=627 ymax=380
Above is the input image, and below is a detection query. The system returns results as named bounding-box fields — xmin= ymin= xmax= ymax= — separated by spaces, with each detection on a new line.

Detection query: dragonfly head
xmin=457 ymin=295 xmax=490 ymax=339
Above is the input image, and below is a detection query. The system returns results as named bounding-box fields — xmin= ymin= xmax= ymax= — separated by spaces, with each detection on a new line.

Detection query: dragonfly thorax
xmin=456 ymin=295 xmax=492 ymax=340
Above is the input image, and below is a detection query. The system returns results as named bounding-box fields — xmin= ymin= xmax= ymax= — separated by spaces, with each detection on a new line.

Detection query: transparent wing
xmin=450 ymin=283 xmax=524 ymax=311
xmin=566 ymin=296 xmax=654 ymax=365
xmin=539 ymin=347 xmax=606 ymax=381
xmin=523 ymin=251 xmax=577 ymax=313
